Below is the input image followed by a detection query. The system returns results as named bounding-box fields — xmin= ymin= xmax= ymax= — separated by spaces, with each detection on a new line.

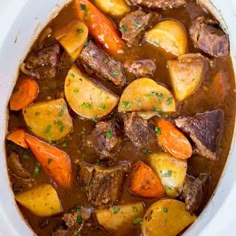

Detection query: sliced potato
xmin=65 ymin=65 xmax=119 ymax=119
xmin=149 ymin=153 xmax=187 ymax=197
xmin=55 ymin=20 xmax=88 ymax=60
xmin=96 ymin=202 xmax=144 ymax=232
xmin=168 ymin=54 xmax=205 ymax=101
xmin=95 ymin=0 xmax=130 ymax=17
xmin=15 ymin=184 xmax=63 ymax=217
xmin=145 ymin=20 xmax=187 ymax=56
xmin=118 ymin=78 xmax=176 ymax=113
xmin=23 ymin=98 xmax=73 ymax=142
xmin=142 ymin=199 xmax=196 ymax=236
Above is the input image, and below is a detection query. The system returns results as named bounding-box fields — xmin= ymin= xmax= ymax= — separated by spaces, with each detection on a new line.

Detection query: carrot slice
xmin=10 ymin=78 xmax=39 ymax=111
xmin=129 ymin=161 xmax=165 ymax=198
xmin=25 ymin=134 xmax=72 ymax=188
xmin=74 ymin=0 xmax=125 ymax=54
xmin=156 ymin=118 xmax=192 ymax=159
xmin=6 ymin=129 xmax=29 ymax=149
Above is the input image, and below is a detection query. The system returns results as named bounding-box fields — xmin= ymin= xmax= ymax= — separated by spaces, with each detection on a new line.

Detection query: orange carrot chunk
xmin=10 ymin=78 xmax=39 ymax=111
xmin=129 ymin=161 xmax=165 ymax=198
xmin=156 ymin=118 xmax=192 ymax=159
xmin=6 ymin=129 xmax=29 ymax=149
xmin=25 ymin=134 xmax=72 ymax=188
xmin=74 ymin=0 xmax=125 ymax=54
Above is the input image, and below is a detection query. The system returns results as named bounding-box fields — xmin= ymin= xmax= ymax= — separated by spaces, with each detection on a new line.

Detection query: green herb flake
xmin=73 ymin=89 xmax=80 ymax=94
xmin=102 ymin=57 xmax=108 ymax=64
xmin=120 ymin=25 xmax=127 ymax=33
xmin=80 ymin=4 xmax=89 ymax=20
xmin=48 ymin=158 xmax=53 ymax=165
xmin=134 ymin=98 xmax=141 ymax=103
xmin=70 ymin=73 xmax=75 ymax=78
xmin=154 ymin=127 xmax=161 ymax=135
xmin=164 ymin=185 xmax=173 ymax=191
xmin=113 ymin=207 xmax=120 ymax=214
xmin=112 ymin=70 xmax=120 ymax=77
xmin=142 ymin=148 xmax=152 ymax=154
xmin=163 ymin=207 xmax=168 ymax=213
xmin=77 ymin=28 xmax=84 ymax=34
xmin=81 ymin=102 xmax=93 ymax=109
xmin=133 ymin=217 xmax=142 ymax=224
xmin=79 ymin=78 xmax=83 ymax=82
xmin=92 ymin=116 xmax=98 ymax=122
xmin=58 ymin=103 xmax=67 ymax=117
xmin=34 ymin=162 xmax=41 ymax=178
xmin=153 ymin=41 xmax=159 ymax=46
xmin=146 ymin=210 xmax=153 ymax=221
xmin=133 ymin=206 xmax=138 ymax=212
xmin=98 ymin=104 xmax=106 ymax=110
xmin=77 ymin=215 xmax=83 ymax=224
xmin=62 ymin=141 xmax=68 ymax=147
xmin=134 ymin=23 xmax=142 ymax=29
xmin=166 ymin=97 xmax=173 ymax=105
xmin=34 ymin=112 xmax=40 ymax=117
xmin=122 ymin=101 xmax=132 ymax=109
xmin=160 ymin=170 xmax=173 ymax=177
xmin=44 ymin=124 xmax=52 ymax=133
xmin=22 ymin=151 xmax=31 ymax=159
xmin=105 ymin=129 xmax=113 ymax=139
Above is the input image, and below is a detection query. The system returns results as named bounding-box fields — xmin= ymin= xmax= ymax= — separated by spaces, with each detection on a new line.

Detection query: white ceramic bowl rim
xmin=0 ymin=0 xmax=235 ymax=235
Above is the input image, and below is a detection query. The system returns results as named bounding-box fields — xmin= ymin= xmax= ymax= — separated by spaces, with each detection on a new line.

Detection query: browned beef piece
xmin=123 ymin=112 xmax=156 ymax=148
xmin=78 ymin=41 xmax=126 ymax=87
xmin=126 ymin=0 xmax=187 ymax=10
xmin=125 ymin=59 xmax=156 ymax=77
xmin=119 ymin=10 xmax=159 ymax=47
xmin=175 ymin=109 xmax=224 ymax=160
xmin=78 ymin=162 xmax=130 ymax=207
xmin=86 ymin=120 xmax=122 ymax=160
xmin=189 ymin=16 xmax=229 ymax=57
xmin=181 ymin=173 xmax=209 ymax=214
xmin=24 ymin=43 xmax=61 ymax=79
xmin=52 ymin=207 xmax=93 ymax=236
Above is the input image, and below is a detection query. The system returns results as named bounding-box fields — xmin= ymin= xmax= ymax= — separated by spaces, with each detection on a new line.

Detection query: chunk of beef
xmin=78 ymin=162 xmax=129 ymax=207
xmin=24 ymin=43 xmax=61 ymax=79
xmin=78 ymin=41 xmax=126 ymax=87
xmin=175 ymin=109 xmax=224 ymax=160
xmin=123 ymin=112 xmax=156 ymax=148
xmin=125 ymin=59 xmax=156 ymax=77
xmin=119 ymin=10 xmax=159 ymax=47
xmin=189 ymin=16 xmax=229 ymax=57
xmin=86 ymin=120 xmax=122 ymax=161
xmin=126 ymin=0 xmax=187 ymax=10
xmin=52 ymin=207 xmax=93 ymax=236
xmin=181 ymin=173 xmax=209 ymax=214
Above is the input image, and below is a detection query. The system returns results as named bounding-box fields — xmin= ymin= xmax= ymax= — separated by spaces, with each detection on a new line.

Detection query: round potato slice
xmin=142 ymin=199 xmax=196 ymax=236
xmin=65 ymin=65 xmax=119 ymax=119
xmin=95 ymin=0 xmax=130 ymax=17
xmin=23 ymin=98 xmax=73 ymax=142
xmin=118 ymin=78 xmax=176 ymax=113
xmin=149 ymin=153 xmax=187 ymax=197
xmin=145 ymin=20 xmax=187 ymax=56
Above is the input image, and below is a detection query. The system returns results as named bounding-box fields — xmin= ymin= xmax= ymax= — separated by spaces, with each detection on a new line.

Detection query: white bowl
xmin=0 ymin=0 xmax=235 ymax=235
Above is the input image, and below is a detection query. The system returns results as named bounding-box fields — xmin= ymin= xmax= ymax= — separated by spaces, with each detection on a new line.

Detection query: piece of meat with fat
xmin=86 ymin=120 xmax=122 ymax=161
xmin=189 ymin=16 xmax=229 ymax=57
xmin=52 ymin=207 xmax=93 ymax=236
xmin=78 ymin=41 xmax=126 ymax=87
xmin=78 ymin=162 xmax=130 ymax=207
xmin=181 ymin=173 xmax=209 ymax=214
xmin=125 ymin=59 xmax=156 ymax=77
xmin=175 ymin=109 xmax=224 ymax=160
xmin=126 ymin=0 xmax=187 ymax=10
xmin=123 ymin=112 xmax=156 ymax=148
xmin=119 ymin=10 xmax=159 ymax=47
xmin=23 ymin=43 xmax=61 ymax=79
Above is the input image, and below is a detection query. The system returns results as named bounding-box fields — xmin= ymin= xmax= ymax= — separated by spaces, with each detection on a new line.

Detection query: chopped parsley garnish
xmin=92 ymin=116 xmax=98 ymax=122
xmin=112 ymin=70 xmax=120 ymax=77
xmin=62 ymin=141 xmax=68 ymax=147
xmin=34 ymin=162 xmax=41 ymax=178
xmin=120 ymin=25 xmax=127 ymax=33
xmin=80 ymin=4 xmax=89 ymax=20
xmin=146 ymin=210 xmax=153 ymax=221
xmin=142 ymin=148 xmax=152 ymax=154
xmin=73 ymin=89 xmax=80 ymax=94
xmin=44 ymin=124 xmax=52 ymax=133
xmin=113 ymin=207 xmax=120 ymax=214
xmin=98 ymin=104 xmax=106 ymax=110
xmin=22 ymin=150 xmax=31 ymax=159
xmin=166 ymin=97 xmax=173 ymax=105
xmin=134 ymin=98 xmax=141 ymax=103
xmin=58 ymin=103 xmax=67 ymax=117
xmin=105 ymin=129 xmax=113 ymax=139
xmin=160 ymin=170 xmax=172 ymax=177
xmin=154 ymin=127 xmax=161 ymax=135
xmin=163 ymin=207 xmax=168 ymax=213
xmin=48 ymin=158 xmax=53 ymax=165
xmin=133 ymin=217 xmax=142 ymax=224
xmin=77 ymin=28 xmax=84 ymax=34
xmin=164 ymin=185 xmax=173 ymax=191
xmin=134 ymin=23 xmax=142 ymax=29
xmin=34 ymin=111 xmax=40 ymax=117
xmin=77 ymin=215 xmax=83 ymax=224
xmin=133 ymin=206 xmax=138 ymax=212
xmin=153 ymin=41 xmax=159 ymax=46
xmin=70 ymin=73 xmax=75 ymax=78
xmin=54 ymin=120 xmax=65 ymax=132
xmin=102 ymin=57 xmax=108 ymax=64
xmin=81 ymin=102 xmax=93 ymax=109
xmin=122 ymin=101 xmax=132 ymax=109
